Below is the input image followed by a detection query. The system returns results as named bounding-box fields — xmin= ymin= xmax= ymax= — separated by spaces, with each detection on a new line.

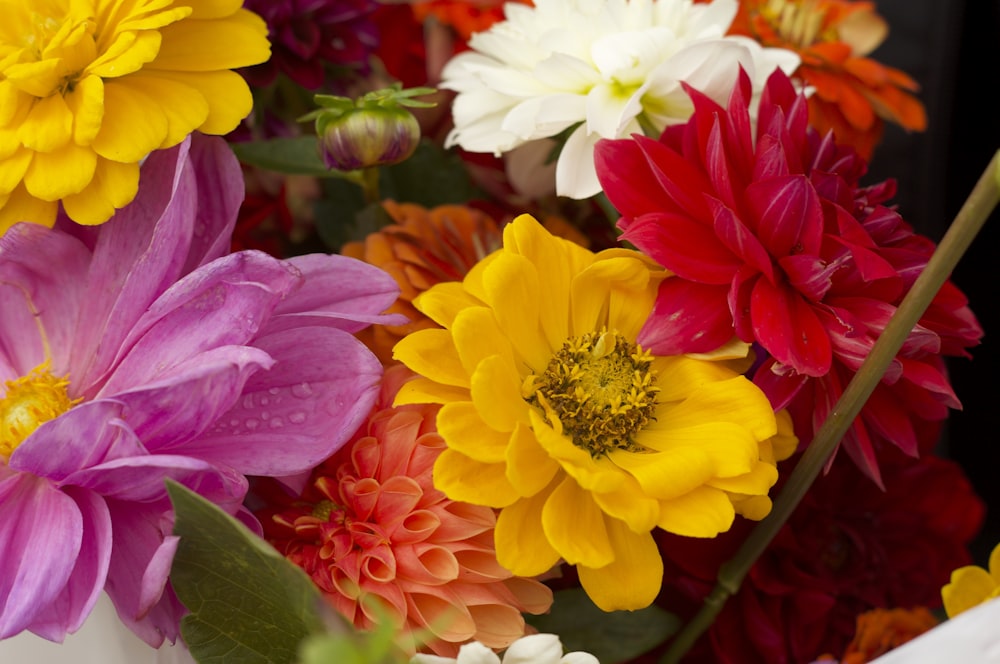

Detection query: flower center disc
xmin=0 ymin=362 xmax=78 ymax=460
xmin=527 ymin=330 xmax=659 ymax=457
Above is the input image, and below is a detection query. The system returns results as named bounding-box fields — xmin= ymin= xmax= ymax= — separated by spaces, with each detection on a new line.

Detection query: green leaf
xmin=167 ymin=480 xmax=327 ymax=664
xmin=230 ymin=137 xmax=360 ymax=179
xmin=526 ymin=588 xmax=680 ymax=664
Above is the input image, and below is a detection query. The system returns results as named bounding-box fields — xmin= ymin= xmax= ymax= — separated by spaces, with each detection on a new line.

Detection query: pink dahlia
xmin=0 ymin=135 xmax=402 ymax=644
xmin=594 ymin=69 xmax=981 ymax=483
xmin=258 ymin=366 xmax=554 ymax=656
xmin=242 ymin=0 xmax=380 ymax=90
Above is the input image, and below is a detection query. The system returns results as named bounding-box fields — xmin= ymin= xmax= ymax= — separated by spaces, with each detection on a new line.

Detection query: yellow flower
xmin=393 ymin=214 xmax=786 ymax=611
xmin=0 ymin=0 xmax=270 ymax=232
xmin=942 ymin=542 xmax=1000 ymax=618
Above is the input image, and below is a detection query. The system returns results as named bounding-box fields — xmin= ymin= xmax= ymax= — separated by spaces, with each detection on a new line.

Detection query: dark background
xmin=867 ymin=0 xmax=999 ymax=562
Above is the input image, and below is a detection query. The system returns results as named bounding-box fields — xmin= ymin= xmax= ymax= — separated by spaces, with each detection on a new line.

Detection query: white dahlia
xmin=440 ymin=0 xmax=800 ymax=199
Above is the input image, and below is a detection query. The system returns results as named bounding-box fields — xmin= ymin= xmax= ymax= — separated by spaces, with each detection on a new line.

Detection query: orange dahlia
xmin=258 ymin=365 xmax=553 ymax=656
xmin=723 ymin=0 xmax=926 ymax=158
xmin=840 ymin=607 xmax=938 ymax=663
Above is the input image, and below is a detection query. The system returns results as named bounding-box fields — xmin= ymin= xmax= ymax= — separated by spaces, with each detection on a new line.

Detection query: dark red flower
xmin=594 ymin=69 xmax=981 ymax=484
xmin=657 ymin=449 xmax=984 ymax=664
xmin=243 ymin=0 xmax=380 ymax=90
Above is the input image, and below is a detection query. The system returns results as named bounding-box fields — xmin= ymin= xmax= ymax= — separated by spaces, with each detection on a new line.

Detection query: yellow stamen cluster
xmin=761 ymin=0 xmax=831 ymax=47
xmin=0 ymin=362 xmax=79 ymax=461
xmin=525 ymin=330 xmax=659 ymax=458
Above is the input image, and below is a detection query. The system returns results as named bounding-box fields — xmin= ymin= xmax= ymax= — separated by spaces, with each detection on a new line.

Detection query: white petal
xmin=502 ymin=634 xmax=564 ymax=664
xmin=555 ymin=124 xmax=602 ymax=199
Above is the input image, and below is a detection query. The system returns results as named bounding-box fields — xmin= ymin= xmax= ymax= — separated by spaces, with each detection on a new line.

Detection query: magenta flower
xmin=0 ymin=136 xmax=402 ymax=645
xmin=594 ymin=69 xmax=981 ymax=484
xmin=242 ymin=0 xmax=380 ymax=90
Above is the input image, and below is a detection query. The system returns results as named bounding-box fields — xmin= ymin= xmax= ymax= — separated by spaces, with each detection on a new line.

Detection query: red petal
xmin=637 ymin=279 xmax=735 ymax=355
xmin=620 ymin=212 xmax=739 ymax=285
xmin=634 ymin=134 xmax=716 ymax=220
xmin=710 ymin=198 xmax=775 ymax=282
xmin=746 ymin=175 xmax=824 ymax=256
xmin=595 ymin=137 xmax=678 ymax=221
xmin=750 ymin=279 xmax=833 ymax=376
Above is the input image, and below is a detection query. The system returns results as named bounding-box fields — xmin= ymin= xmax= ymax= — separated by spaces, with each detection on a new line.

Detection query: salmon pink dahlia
xmin=259 ymin=366 xmax=553 ymax=656
xmin=595 ymin=68 xmax=981 ymax=483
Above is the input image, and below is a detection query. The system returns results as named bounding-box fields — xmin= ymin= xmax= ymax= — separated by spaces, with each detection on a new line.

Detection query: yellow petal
xmin=480 ymin=250 xmax=550 ymax=371
xmin=91 ymin=80 xmax=168 ymax=162
xmin=571 ymin=254 xmax=655 ymax=339
xmin=657 ymin=486 xmax=735 ymax=537
xmin=577 ymin=519 xmax=662 ymax=611
xmin=528 ymin=409 xmax=625 ymax=493
xmin=66 ymin=75 xmax=105 ymax=145
xmin=0 ymin=184 xmax=58 ymax=233
xmin=542 ymin=476 xmax=614 ymax=568
xmin=140 ymin=69 xmax=252 ymax=135
xmin=394 ymin=328 xmax=469 ymax=389
xmin=609 ymin=446 xmax=715 ymax=500
xmin=730 ymin=494 xmax=772 ymax=521
xmin=0 ymin=148 xmax=32 ymax=196
xmin=61 ymin=158 xmax=140 ymax=225
xmin=436 ymin=401 xmax=511 ymax=464
xmin=186 ymin=0 xmax=244 ymax=19
xmin=504 ymin=214 xmax=594 ymax=350
xmin=414 ymin=281 xmax=484 ymax=327
xmin=433 ymin=448 xmax=520 ymax=508
xmin=4 ymin=58 xmax=63 ymax=98
xmin=151 ymin=11 xmax=270 ymax=71
xmin=17 ymin=93 xmax=73 ymax=152
xmin=470 ymin=353 xmax=529 ymax=433
xmin=637 ymin=421 xmax=757 ymax=478
xmin=494 ymin=482 xmax=562 ymax=576
xmin=991 ymin=543 xmax=1000 ymax=583
xmin=87 ymin=29 xmax=164 ymax=78
xmin=505 ymin=422 xmax=560 ymax=497
xmin=592 ymin=473 xmax=660 ymax=533
xmin=0 ymin=80 xmax=29 ymax=129
xmin=652 ymin=376 xmax=777 ymax=443
xmin=125 ymin=73 xmax=211 ymax=149
xmin=452 ymin=306 xmax=517 ymax=377
xmin=393 ymin=376 xmax=469 ymax=406
xmin=648 ymin=356 xmax=741 ymax=403
xmin=23 ymin=143 xmax=97 ymax=199
xmin=707 ymin=459 xmax=778 ymax=495
xmin=942 ymin=566 xmax=999 ymax=618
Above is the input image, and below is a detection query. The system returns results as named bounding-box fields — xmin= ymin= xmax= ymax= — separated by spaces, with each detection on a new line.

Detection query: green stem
xmin=659 ymin=149 xmax=1000 ymax=664
xmin=360 ymin=166 xmax=381 ymax=205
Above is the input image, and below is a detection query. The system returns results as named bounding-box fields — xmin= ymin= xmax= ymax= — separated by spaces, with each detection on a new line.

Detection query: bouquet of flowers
xmin=1 ymin=1 xmax=998 ymax=663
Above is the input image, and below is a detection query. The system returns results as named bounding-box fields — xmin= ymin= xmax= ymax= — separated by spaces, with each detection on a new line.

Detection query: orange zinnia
xmin=721 ymin=0 xmax=926 ymax=158
xmin=412 ymin=0 xmax=532 ymax=42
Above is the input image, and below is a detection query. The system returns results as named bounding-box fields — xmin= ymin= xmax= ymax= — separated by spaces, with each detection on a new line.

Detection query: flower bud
xmin=304 ymin=85 xmax=436 ymax=172
xmin=318 ymin=106 xmax=420 ymax=171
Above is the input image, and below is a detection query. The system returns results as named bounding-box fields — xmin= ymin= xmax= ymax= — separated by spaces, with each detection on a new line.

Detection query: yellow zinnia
xmin=942 ymin=542 xmax=1000 ymax=618
xmin=0 ymin=0 xmax=270 ymax=231
xmin=393 ymin=214 xmax=789 ymax=611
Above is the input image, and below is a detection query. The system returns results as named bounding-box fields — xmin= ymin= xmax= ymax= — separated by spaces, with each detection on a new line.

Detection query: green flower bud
xmin=303 ymin=84 xmax=436 ymax=172
xmin=318 ymin=106 xmax=420 ymax=171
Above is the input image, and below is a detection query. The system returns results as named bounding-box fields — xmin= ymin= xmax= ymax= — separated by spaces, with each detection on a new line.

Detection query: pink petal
xmin=11 ymin=400 xmax=145 ymax=482
xmin=750 ymin=278 xmax=832 ymax=377
xmin=98 ymin=252 xmax=299 ymax=397
xmin=112 ymin=345 xmax=275 ymax=452
xmin=179 ymin=135 xmax=244 ymax=274
xmin=103 ymin=499 xmax=184 ymax=646
xmin=183 ymin=327 xmax=383 ymax=475
xmin=0 ymin=473 xmax=82 ymax=638
xmin=264 ymin=254 xmax=407 ymax=335
xmin=70 ymin=140 xmax=198 ymax=391
xmin=637 ymin=279 xmax=735 ymax=354
xmin=751 ymin=357 xmax=809 ymax=411
xmin=23 ymin=488 xmax=112 ymax=639
xmin=0 ymin=223 xmax=91 ymax=376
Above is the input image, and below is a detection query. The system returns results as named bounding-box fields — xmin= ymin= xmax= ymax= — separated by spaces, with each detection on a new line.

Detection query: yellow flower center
xmin=0 ymin=362 xmax=79 ymax=461
xmin=526 ymin=330 xmax=659 ymax=458
xmin=760 ymin=0 xmax=831 ymax=47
